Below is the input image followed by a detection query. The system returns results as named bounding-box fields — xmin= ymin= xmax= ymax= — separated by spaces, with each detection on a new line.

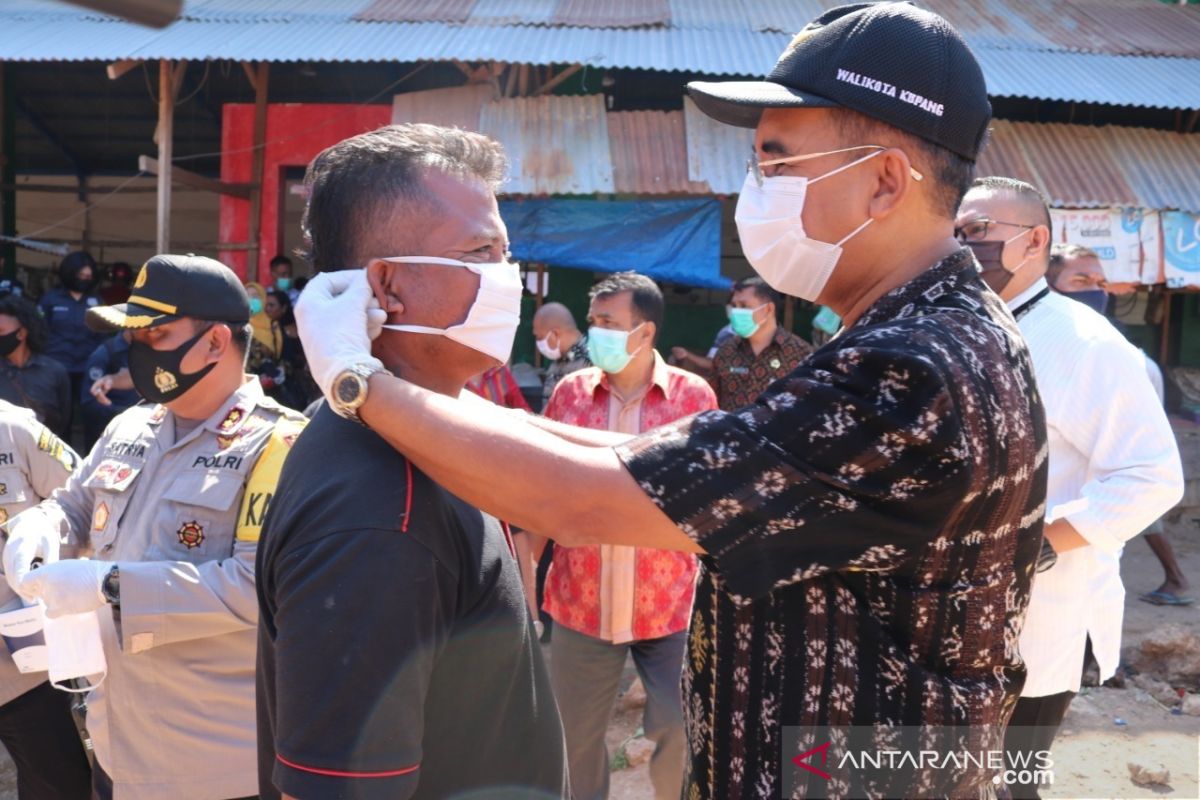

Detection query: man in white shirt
xmin=957 ymin=177 xmax=1184 ymax=799
xmin=1047 ymin=244 xmax=1193 ymax=607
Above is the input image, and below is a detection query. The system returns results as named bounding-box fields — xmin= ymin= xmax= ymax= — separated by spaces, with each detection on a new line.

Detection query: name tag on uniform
xmin=729 ymin=367 xmax=749 ymax=375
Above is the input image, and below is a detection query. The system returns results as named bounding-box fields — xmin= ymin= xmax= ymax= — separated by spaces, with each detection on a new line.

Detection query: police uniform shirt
xmin=0 ymin=400 xmax=78 ymax=706
xmin=11 ymin=378 xmax=305 ymax=800
xmin=257 ymin=405 xmax=568 ymax=800
xmin=38 ymin=286 xmax=105 ymax=374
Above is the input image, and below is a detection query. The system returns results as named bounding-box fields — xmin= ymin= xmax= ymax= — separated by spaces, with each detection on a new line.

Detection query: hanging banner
xmin=1163 ymin=211 xmax=1200 ymax=289
xmin=1050 ymin=207 xmax=1160 ymax=284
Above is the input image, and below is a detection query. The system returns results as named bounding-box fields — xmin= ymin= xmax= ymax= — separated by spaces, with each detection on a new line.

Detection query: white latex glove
xmin=19 ymin=559 xmax=110 ymax=618
xmin=3 ymin=516 xmax=60 ymax=598
xmin=293 ymin=270 xmax=385 ymax=398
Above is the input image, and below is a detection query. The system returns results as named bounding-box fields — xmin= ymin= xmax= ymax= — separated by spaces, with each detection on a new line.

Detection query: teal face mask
xmin=248 ymin=297 xmax=264 ymax=316
xmin=728 ymin=304 xmax=766 ymax=338
xmin=587 ymin=324 xmax=644 ymax=375
xmin=275 ymin=277 xmax=292 ymax=292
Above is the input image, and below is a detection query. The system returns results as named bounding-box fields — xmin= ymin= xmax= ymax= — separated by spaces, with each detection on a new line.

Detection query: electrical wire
xmin=19 ymin=171 xmax=149 ymax=240
xmin=19 ymin=59 xmax=431 ymax=239
xmin=172 ymin=61 xmax=430 ymax=164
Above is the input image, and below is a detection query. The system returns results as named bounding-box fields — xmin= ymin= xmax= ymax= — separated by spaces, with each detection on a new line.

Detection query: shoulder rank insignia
xmin=177 ymin=521 xmax=205 ymax=549
xmin=218 ymin=404 xmax=248 ymax=434
xmin=149 ymin=405 xmax=168 ymax=424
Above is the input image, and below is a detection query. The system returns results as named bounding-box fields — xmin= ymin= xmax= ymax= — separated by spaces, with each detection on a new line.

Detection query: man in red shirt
xmin=532 ymin=272 xmax=716 ymax=800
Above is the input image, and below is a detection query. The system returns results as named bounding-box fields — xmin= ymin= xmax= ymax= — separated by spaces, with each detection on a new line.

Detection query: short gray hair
xmin=302 ymin=123 xmax=508 ymax=272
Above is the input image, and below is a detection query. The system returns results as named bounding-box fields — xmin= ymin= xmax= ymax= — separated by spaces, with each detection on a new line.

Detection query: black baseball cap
xmin=688 ymin=2 xmax=991 ymax=161
xmin=86 ymin=254 xmax=250 ymax=332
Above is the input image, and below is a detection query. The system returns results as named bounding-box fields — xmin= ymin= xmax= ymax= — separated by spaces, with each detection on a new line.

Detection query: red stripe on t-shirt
xmin=276 ymin=753 xmax=420 ymax=779
xmin=401 ymin=459 xmax=413 ymax=533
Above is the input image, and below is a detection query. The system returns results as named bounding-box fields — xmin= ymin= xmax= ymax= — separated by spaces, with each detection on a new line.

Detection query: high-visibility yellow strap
xmin=235 ymin=416 xmax=306 ymax=542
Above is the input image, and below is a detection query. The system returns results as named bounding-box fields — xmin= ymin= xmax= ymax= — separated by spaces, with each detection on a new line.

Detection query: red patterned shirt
xmin=542 ymin=353 xmax=717 ymax=642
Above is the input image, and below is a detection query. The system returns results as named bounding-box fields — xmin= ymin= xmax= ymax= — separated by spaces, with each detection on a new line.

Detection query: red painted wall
xmin=219 ymin=103 xmax=390 ymax=281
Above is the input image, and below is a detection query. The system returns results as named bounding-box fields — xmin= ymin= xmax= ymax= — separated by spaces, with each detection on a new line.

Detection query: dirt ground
xmin=0 ymin=496 xmax=1197 ymax=800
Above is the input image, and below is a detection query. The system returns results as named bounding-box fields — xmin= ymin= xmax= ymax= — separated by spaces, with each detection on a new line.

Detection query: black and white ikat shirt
xmin=617 ymin=249 xmax=1048 ymax=800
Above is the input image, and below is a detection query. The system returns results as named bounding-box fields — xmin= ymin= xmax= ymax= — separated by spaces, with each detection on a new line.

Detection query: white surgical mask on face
xmin=734 ymin=149 xmax=881 ymax=303
xmin=536 ymin=333 xmax=561 ymax=361
xmin=380 ymin=256 xmax=523 ymax=364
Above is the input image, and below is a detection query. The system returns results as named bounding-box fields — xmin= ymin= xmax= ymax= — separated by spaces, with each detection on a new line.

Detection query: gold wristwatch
xmin=330 ymin=363 xmax=384 ymax=425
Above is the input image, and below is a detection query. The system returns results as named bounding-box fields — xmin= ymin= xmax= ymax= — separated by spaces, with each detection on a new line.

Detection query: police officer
xmin=3 ymin=254 xmax=306 ymax=800
xmin=0 ymin=400 xmax=91 ymax=799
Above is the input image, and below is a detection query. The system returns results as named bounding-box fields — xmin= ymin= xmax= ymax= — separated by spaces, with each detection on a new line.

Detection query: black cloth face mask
xmin=0 ymin=330 xmax=21 ymax=357
xmin=128 ymin=327 xmax=217 ymax=404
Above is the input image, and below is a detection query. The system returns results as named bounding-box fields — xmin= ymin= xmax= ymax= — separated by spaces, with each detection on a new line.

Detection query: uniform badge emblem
xmin=0 ymin=484 xmax=7 ymax=497
xmin=219 ymin=406 xmax=245 ymax=433
xmin=154 ymin=367 xmax=178 ymax=394
xmin=133 ymin=265 xmax=148 ymax=289
xmin=93 ymin=502 xmax=110 ymax=532
xmin=0 ymin=508 xmax=8 ymax=525
xmin=115 ymin=466 xmax=133 ymax=484
xmin=177 ymin=521 xmax=204 ymax=549
xmin=149 ymin=405 xmax=168 ymax=424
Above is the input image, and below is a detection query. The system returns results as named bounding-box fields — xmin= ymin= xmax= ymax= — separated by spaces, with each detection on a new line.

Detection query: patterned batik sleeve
xmin=616 ymin=341 xmax=973 ymax=603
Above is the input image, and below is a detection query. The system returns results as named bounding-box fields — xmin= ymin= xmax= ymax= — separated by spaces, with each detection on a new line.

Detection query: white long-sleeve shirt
xmin=1011 ymin=279 xmax=1184 ymax=697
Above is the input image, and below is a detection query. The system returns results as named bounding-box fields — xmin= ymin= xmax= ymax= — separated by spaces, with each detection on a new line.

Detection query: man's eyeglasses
xmin=746 ymin=145 xmax=924 ymax=187
xmin=954 ymin=218 xmax=1036 ymax=243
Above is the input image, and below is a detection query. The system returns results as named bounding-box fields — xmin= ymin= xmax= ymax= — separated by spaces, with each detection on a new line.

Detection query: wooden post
xmin=1160 ymin=289 xmax=1172 ymax=368
xmin=245 ymin=62 xmax=270 ymax=283
xmin=533 ymin=262 xmax=546 ymax=368
xmin=156 ymin=59 xmax=174 ymax=253
xmin=0 ymin=64 xmax=15 ymax=278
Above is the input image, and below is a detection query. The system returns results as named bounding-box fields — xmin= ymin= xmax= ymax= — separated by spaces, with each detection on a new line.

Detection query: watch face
xmin=336 ymin=375 xmax=361 ymax=405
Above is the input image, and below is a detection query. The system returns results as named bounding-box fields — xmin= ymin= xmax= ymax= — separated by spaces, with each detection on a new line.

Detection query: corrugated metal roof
xmin=479 ymin=94 xmax=614 ymax=195
xmin=3 ymin=0 xmax=1200 ymax=109
xmin=551 ymin=0 xmax=669 ymax=29
xmin=1101 ymin=125 xmax=1200 ymax=214
xmin=0 ymin=16 xmax=787 ymax=75
xmin=468 ymin=0 xmax=554 ymax=27
xmin=975 ymin=48 xmax=1200 ymax=110
xmin=607 ymin=110 xmax=710 ymax=194
xmin=683 ymin=97 xmax=752 ymax=195
xmin=391 ymin=83 xmax=496 ymax=130
xmin=978 ymin=120 xmax=1200 ymax=213
xmin=354 ymin=0 xmax=477 ymax=24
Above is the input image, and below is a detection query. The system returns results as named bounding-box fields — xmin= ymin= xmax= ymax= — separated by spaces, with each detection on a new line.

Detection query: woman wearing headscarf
xmin=244 ymin=281 xmax=287 ymax=400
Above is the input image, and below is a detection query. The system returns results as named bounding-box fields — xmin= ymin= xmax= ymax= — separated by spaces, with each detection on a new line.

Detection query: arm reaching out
xmin=295 ymin=271 xmax=698 ymax=553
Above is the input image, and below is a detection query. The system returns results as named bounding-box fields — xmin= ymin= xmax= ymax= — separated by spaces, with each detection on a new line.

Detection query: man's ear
xmin=1027 ymin=224 xmax=1052 ymax=259
xmin=867 ymin=147 xmax=917 ymax=220
xmin=365 ymin=260 xmax=406 ymax=318
xmin=204 ymin=323 xmax=233 ymax=364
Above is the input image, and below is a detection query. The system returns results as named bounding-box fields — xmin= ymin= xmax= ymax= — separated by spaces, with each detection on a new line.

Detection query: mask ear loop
xmin=808 ymin=149 xmax=885 ymax=187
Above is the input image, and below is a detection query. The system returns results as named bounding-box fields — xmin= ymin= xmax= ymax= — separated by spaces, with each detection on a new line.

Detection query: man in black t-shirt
xmin=256 ymin=124 xmax=567 ymax=800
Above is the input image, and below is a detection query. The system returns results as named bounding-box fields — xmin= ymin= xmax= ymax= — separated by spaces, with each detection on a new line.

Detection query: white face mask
xmin=536 ymin=333 xmax=561 ymax=361
xmin=734 ymin=149 xmax=881 ymax=303
xmin=380 ymin=256 xmax=524 ymax=364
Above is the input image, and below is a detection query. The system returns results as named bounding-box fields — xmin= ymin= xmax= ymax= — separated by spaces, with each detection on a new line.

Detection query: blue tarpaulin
xmin=500 ymin=198 xmax=729 ymax=290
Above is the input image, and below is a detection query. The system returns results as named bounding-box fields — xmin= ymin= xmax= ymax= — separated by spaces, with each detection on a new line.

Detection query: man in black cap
xmin=294 ymin=4 xmax=1048 ymax=797
xmin=4 ymin=254 xmax=306 ymax=800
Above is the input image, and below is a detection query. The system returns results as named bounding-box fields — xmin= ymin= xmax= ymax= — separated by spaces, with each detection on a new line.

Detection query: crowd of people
xmin=0 ymin=3 xmax=1190 ymax=800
